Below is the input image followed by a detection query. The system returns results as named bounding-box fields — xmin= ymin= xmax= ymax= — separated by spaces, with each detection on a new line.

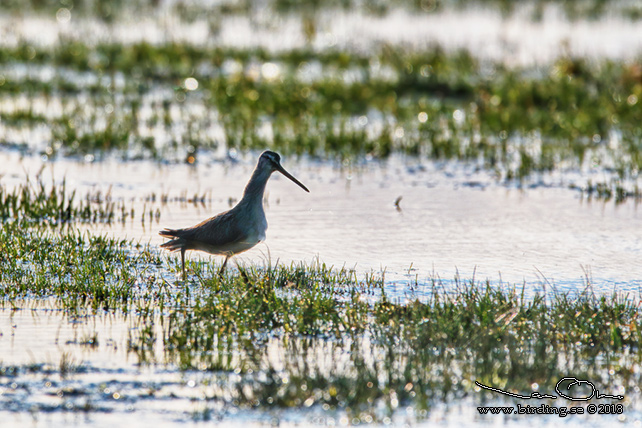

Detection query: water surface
xmin=3 ymin=150 xmax=640 ymax=297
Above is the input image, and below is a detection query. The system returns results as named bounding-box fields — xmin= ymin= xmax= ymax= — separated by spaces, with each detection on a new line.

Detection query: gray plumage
xmin=160 ymin=150 xmax=309 ymax=278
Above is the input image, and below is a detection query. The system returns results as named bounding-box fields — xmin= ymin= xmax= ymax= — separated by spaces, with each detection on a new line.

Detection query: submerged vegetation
xmin=163 ymin=264 xmax=641 ymax=417
xmin=3 ymin=0 xmax=642 ymax=21
xmin=0 ymin=219 xmax=640 ymax=421
xmin=0 ymin=168 xmax=638 ymax=420
xmin=0 ymin=8 xmax=641 ymax=199
xmin=1 ymin=0 xmax=641 ymax=423
xmin=0 ymin=177 xmax=119 ymax=224
xmin=2 ymin=41 xmax=642 ymax=176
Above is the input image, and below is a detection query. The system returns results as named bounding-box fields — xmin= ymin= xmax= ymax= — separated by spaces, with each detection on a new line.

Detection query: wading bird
xmin=159 ymin=150 xmax=309 ymax=278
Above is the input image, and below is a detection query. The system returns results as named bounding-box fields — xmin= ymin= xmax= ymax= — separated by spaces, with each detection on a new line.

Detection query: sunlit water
xmin=2 ymin=150 xmax=641 ymax=426
xmin=3 ymin=2 xmax=642 ymax=426
xmin=2 ymin=2 xmax=642 ymax=66
xmin=1 ymin=306 xmax=639 ymax=427
xmin=2 ymin=150 xmax=641 ymax=296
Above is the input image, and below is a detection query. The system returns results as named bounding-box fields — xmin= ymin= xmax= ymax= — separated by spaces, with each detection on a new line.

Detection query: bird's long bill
xmin=275 ymin=163 xmax=310 ymax=192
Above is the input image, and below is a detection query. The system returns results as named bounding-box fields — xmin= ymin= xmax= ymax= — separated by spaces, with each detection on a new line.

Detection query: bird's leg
xmin=233 ymin=259 xmax=250 ymax=288
xmin=218 ymin=255 xmax=230 ymax=278
xmin=181 ymin=247 xmax=186 ymax=281
xmin=238 ymin=265 xmax=250 ymax=284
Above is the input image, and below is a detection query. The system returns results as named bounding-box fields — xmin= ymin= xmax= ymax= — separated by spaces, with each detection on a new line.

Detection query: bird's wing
xmin=175 ymin=209 xmax=250 ymax=248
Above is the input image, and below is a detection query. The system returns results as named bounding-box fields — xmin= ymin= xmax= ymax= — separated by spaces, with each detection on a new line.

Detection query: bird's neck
xmin=240 ymin=165 xmax=272 ymax=206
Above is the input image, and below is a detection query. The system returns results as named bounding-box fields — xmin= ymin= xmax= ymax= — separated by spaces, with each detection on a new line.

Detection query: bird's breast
xmin=255 ymin=209 xmax=268 ymax=242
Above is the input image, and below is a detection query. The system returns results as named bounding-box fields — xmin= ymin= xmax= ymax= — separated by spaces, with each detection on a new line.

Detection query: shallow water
xmin=2 ymin=3 xmax=642 ymax=66
xmin=1 ymin=306 xmax=639 ymax=428
xmin=2 ymin=150 xmax=641 ymax=298
xmin=0 ymin=307 xmax=206 ymax=427
xmin=3 ymin=2 xmax=642 ymax=426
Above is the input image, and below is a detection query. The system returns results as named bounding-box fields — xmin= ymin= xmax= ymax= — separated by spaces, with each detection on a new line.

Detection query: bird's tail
xmin=159 ymin=229 xmax=186 ymax=252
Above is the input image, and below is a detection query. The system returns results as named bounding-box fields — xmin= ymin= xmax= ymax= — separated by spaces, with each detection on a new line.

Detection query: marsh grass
xmin=2 ymin=0 xmax=637 ymax=22
xmin=0 ymin=217 xmax=640 ymax=421
xmin=0 ymin=221 xmax=162 ymax=312
xmin=2 ymin=39 xmax=641 ymax=200
xmin=1 ymin=1 xmax=642 ymax=418
xmin=158 ymin=265 xmax=641 ymax=418
xmin=0 ymin=175 xmax=176 ymax=225
xmin=0 ymin=177 xmax=116 ymax=224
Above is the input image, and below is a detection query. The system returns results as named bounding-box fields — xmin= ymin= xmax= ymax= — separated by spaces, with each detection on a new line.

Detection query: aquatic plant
xmin=158 ymin=264 xmax=641 ymax=418
xmin=0 ymin=212 xmax=639 ymax=421
xmin=1 ymin=40 xmax=641 ymax=202
xmin=0 ymin=178 xmax=118 ymax=224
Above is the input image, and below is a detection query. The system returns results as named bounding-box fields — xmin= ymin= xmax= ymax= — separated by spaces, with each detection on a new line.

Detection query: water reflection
xmin=1 ymin=151 xmax=640 ymax=297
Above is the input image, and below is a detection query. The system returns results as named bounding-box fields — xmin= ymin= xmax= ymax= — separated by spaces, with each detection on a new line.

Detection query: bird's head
xmin=259 ymin=150 xmax=309 ymax=193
